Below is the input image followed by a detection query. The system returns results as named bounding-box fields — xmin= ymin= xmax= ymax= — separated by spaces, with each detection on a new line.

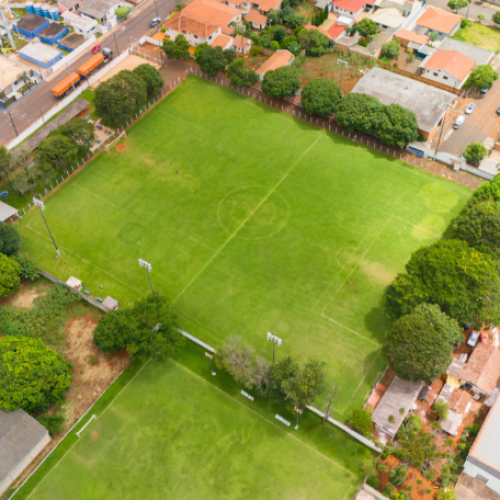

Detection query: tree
xmin=48 ymin=118 xmax=96 ymax=156
xmin=270 ymin=40 xmax=280 ymax=51
xmin=0 ymin=145 xmax=11 ymax=180
xmin=0 ymin=336 xmax=72 ymax=413
xmin=133 ymin=63 xmax=165 ymax=95
xmin=433 ymin=400 xmax=449 ymax=419
xmin=336 ymin=93 xmax=384 ymax=134
xmin=351 ymin=409 xmax=373 ymax=434
xmin=493 ymin=11 xmax=500 ymax=24
xmin=36 ymin=134 xmax=78 ymax=173
xmin=429 ymin=31 xmax=438 ymax=42
xmin=436 ymin=489 xmax=456 ymax=500
xmin=380 ymin=39 xmax=400 ymax=59
xmin=466 ymin=64 xmax=499 ymax=92
xmin=297 ymin=28 xmax=330 ymax=56
xmin=387 ymin=428 xmax=441 ymax=470
xmin=301 ymin=79 xmax=342 ymax=116
xmin=226 ymin=59 xmax=259 ymax=87
xmin=271 ymin=25 xmax=286 ymax=43
xmin=478 ymin=13 xmax=485 ymax=20
xmin=115 ymin=5 xmax=132 ymax=17
xmin=283 ymin=359 xmax=326 ymax=410
xmin=163 ymin=34 xmax=191 ymax=60
xmin=384 ymin=304 xmax=462 ymax=382
xmin=0 ymin=254 xmax=20 ymax=298
xmin=454 ymin=202 xmax=500 ymax=253
xmin=262 ymin=66 xmax=300 ymax=98
xmin=386 ymin=239 xmax=500 ymax=325
xmin=93 ymin=294 xmax=184 ymax=358
xmin=13 ymin=254 xmax=39 ymax=281
xmin=267 ymin=354 xmax=300 ymax=403
xmin=195 ymin=44 xmax=234 ymax=77
xmin=447 ymin=0 xmax=467 ymax=12
xmin=94 ymin=70 xmax=147 ymax=125
xmin=0 ymin=222 xmax=19 ymax=256
xmin=267 ymin=9 xmax=279 ymax=25
xmin=463 ymin=142 xmax=488 ymax=165
xmin=356 ymin=18 xmax=377 ymax=38
xmin=379 ymin=104 xmax=419 ymax=148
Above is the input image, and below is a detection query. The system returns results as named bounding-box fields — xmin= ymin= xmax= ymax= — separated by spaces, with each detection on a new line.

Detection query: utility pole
xmin=7 ymin=112 xmax=18 ymax=136
xmin=139 ymin=259 xmax=154 ymax=294
xmin=33 ymin=198 xmax=60 ymax=256
xmin=113 ymin=32 xmax=119 ymax=54
xmin=434 ymin=101 xmax=453 ymax=158
xmin=64 ymin=63 xmax=76 ymax=91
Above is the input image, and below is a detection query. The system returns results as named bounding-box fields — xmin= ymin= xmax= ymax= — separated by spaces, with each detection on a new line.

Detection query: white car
xmin=465 ymin=103 xmax=476 ymax=115
xmin=467 ymin=331 xmax=480 ymax=347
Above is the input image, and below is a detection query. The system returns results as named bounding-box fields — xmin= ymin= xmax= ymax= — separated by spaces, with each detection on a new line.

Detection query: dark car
xmin=496 ymin=107 xmax=500 ymax=115
xmin=149 ymin=17 xmax=161 ymax=27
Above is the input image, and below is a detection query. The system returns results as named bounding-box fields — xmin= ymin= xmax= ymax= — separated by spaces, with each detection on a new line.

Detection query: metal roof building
xmin=18 ymin=42 xmax=63 ymax=69
xmin=0 ymin=410 xmax=51 ymax=496
xmin=13 ymin=13 xmax=49 ymax=39
xmin=438 ymin=37 xmax=494 ymax=66
xmin=0 ymin=201 xmax=19 ymax=224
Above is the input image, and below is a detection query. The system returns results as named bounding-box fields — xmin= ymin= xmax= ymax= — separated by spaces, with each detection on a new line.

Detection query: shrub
xmin=478 ymin=13 xmax=485 ymax=20
xmin=13 ymin=254 xmax=39 ymax=281
xmin=462 ymin=18 xmax=471 ymax=27
xmin=367 ymin=475 xmax=380 ymax=489
xmin=0 ymin=222 xmax=19 ymax=256
xmin=380 ymin=39 xmax=400 ymax=59
xmin=463 ymin=142 xmax=487 ymax=165
xmin=351 ymin=409 xmax=373 ymax=434
xmin=0 ymin=253 xmax=20 ymax=298
xmin=270 ymin=40 xmax=280 ymax=51
xmin=493 ymin=11 xmax=500 ymax=24
xmin=250 ymin=45 xmax=263 ymax=56
xmin=433 ymin=400 xmax=449 ymax=419
xmin=358 ymin=37 xmax=368 ymax=47
xmin=36 ymin=413 xmax=65 ymax=436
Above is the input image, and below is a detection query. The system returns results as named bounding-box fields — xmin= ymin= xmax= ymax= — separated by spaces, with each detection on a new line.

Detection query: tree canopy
xmin=115 ymin=5 xmax=132 ymax=17
xmin=447 ymin=0 xmax=467 ymax=12
xmin=163 ymin=34 xmax=191 ymax=60
xmin=267 ymin=354 xmax=300 ymax=402
xmin=0 ymin=222 xmax=19 ymax=256
xmin=301 ymin=78 xmax=342 ymax=116
xmin=48 ymin=118 xmax=96 ymax=156
xmin=463 ymin=142 xmax=487 ymax=165
xmin=384 ymin=304 xmax=462 ymax=382
xmin=380 ymin=39 xmax=400 ymax=59
xmin=94 ymin=70 xmax=147 ymax=125
xmin=379 ymin=103 xmax=419 ymax=148
xmin=386 ymin=239 xmax=500 ymax=325
xmin=0 ymin=253 xmax=20 ymax=298
xmin=0 ymin=336 xmax=72 ymax=413
xmin=297 ymin=28 xmax=330 ymax=56
xmin=283 ymin=359 xmax=326 ymax=410
xmin=356 ymin=18 xmax=378 ymax=38
xmin=226 ymin=58 xmax=259 ymax=87
xmin=93 ymin=294 xmax=184 ymax=358
xmin=36 ymin=134 xmax=78 ymax=172
xmin=133 ymin=63 xmax=164 ymax=95
xmin=466 ymin=65 xmax=499 ymax=92
xmin=262 ymin=66 xmax=300 ymax=98
xmin=194 ymin=43 xmax=235 ymax=77
xmin=493 ymin=11 xmax=500 ymax=24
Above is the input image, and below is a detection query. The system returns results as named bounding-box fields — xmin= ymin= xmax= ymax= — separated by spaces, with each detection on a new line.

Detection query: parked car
xmin=91 ymin=44 xmax=101 ymax=53
xmin=496 ymin=107 xmax=500 ymax=115
xmin=465 ymin=103 xmax=476 ymax=115
xmin=467 ymin=330 xmax=480 ymax=348
xmin=149 ymin=17 xmax=161 ymax=27
xmin=454 ymin=115 xmax=465 ymax=129
xmin=481 ymin=88 xmax=489 ymax=94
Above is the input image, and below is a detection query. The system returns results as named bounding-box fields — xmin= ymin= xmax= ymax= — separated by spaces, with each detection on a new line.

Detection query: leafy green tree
xmin=36 ymin=134 xmax=78 ymax=173
xmin=271 ymin=40 xmax=280 ymax=51
xmin=380 ymin=39 xmax=400 ymax=59
xmin=36 ymin=413 xmax=65 ymax=436
xmin=466 ymin=64 xmax=499 ymax=92
xmin=447 ymin=0 xmax=467 ymax=12
xmin=93 ymin=294 xmax=183 ymax=358
xmin=386 ymin=239 xmax=500 ymax=325
xmin=356 ymin=18 xmax=378 ymax=38
xmin=133 ymin=63 xmax=165 ymax=95
xmin=387 ymin=428 xmax=441 ymax=470
xmin=0 ymin=336 xmax=72 ymax=413
xmin=436 ymin=490 xmax=456 ymax=500
xmin=259 ymin=31 xmax=272 ymax=48
xmin=283 ymin=359 xmax=326 ymax=410
xmin=271 ymin=25 xmax=287 ymax=43
xmin=0 ymin=145 xmax=11 ymax=180
xmin=262 ymin=66 xmax=300 ymax=98
xmin=226 ymin=59 xmax=259 ymax=87
xmin=493 ymin=11 xmax=500 ymax=24
xmin=267 ymin=9 xmax=279 ymax=25
xmin=379 ymin=103 xmax=419 ymax=147
xmin=454 ymin=202 xmax=500 ymax=253
xmin=13 ymin=254 xmax=39 ymax=281
xmin=429 ymin=31 xmax=438 ymax=42
xmin=281 ymin=35 xmax=297 ymax=50
xmin=336 ymin=93 xmax=384 ymax=134
xmin=0 ymin=222 xmax=19 ymax=256
xmin=433 ymin=400 xmax=449 ymax=419
xmin=471 ymin=175 xmax=500 ymax=204
xmin=195 ymin=44 xmax=234 ymax=77
xmin=384 ymin=304 xmax=462 ymax=382
xmin=115 ymin=5 xmax=132 ymax=17
xmin=463 ymin=142 xmax=487 ymax=165
xmin=266 ymin=355 xmax=300 ymax=402
xmin=297 ymin=28 xmax=330 ymax=56
xmin=95 ymin=70 xmax=147 ymax=125
xmin=478 ymin=13 xmax=485 ymax=20
xmin=301 ymin=79 xmax=342 ymax=116
xmin=48 ymin=118 xmax=96 ymax=156
xmin=0 ymin=254 xmax=20 ymax=298
xmin=351 ymin=409 xmax=373 ymax=434
xmin=163 ymin=34 xmax=191 ymax=60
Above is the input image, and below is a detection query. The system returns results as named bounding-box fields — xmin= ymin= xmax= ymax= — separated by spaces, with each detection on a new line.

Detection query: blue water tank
xmin=49 ymin=7 xmax=59 ymax=20
xmin=25 ymin=2 xmax=35 ymax=14
xmin=33 ymin=3 xmax=43 ymax=16
xmin=42 ymin=5 xmax=50 ymax=18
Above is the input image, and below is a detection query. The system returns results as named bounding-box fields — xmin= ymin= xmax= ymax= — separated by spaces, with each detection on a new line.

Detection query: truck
xmin=77 ymin=49 xmax=113 ymax=78
xmin=51 ymin=72 xmax=81 ymax=98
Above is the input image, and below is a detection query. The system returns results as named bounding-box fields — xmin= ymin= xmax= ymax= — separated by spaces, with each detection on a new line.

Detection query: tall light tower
xmin=0 ymin=6 xmax=16 ymax=51
xmin=138 ymin=259 xmax=154 ymax=294
xmin=33 ymin=198 xmax=60 ymax=256
xmin=267 ymin=332 xmax=282 ymax=363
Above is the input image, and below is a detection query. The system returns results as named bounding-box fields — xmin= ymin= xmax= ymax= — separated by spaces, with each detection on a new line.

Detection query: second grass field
xmin=18 ymin=76 xmax=471 ymax=416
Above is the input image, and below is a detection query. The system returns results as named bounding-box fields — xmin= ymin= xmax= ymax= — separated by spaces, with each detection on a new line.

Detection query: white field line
xmin=172 ymin=135 xmax=323 ymax=304
xmin=320 ymin=315 xmax=378 ymax=346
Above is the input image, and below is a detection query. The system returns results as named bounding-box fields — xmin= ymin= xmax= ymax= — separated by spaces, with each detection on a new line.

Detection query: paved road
xmin=0 ymin=0 xmax=176 ymax=146
xmin=425 ymin=0 xmax=500 ymax=25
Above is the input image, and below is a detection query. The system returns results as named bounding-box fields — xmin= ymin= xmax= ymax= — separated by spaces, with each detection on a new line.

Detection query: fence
xmin=130 ymin=43 xmax=163 ymax=66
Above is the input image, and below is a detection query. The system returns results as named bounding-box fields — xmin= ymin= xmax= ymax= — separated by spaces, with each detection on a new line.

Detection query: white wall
xmin=48 ymin=34 xmax=96 ymax=74
xmin=422 ymin=67 xmax=465 ymax=89
xmin=464 ymin=463 xmax=500 ymax=495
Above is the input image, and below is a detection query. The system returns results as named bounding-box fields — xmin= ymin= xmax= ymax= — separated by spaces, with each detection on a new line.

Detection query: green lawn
xmin=19 ymin=354 xmax=366 ymax=500
xmin=452 ymin=21 xmax=500 ymax=51
xmin=18 ymin=76 xmax=470 ymax=417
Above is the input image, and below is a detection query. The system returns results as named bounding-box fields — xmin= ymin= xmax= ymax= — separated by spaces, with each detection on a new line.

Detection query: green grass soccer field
xmin=18 ymin=76 xmax=470 ymax=416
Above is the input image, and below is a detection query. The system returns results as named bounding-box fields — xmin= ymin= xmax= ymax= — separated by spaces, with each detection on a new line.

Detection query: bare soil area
xmin=0 ymin=280 xmax=51 ymax=309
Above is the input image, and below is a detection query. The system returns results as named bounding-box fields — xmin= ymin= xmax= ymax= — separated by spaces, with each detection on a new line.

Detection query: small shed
xmin=57 ymin=33 xmax=85 ymax=52
xmin=0 ymin=410 xmax=51 ymax=496
xmin=38 ymin=22 xmax=69 ymax=45
xmin=19 ymin=43 xmax=63 ymax=69
xmin=441 ymin=409 xmax=462 ymax=436
xmin=0 ymin=201 xmax=19 ymax=223
xmin=103 ymin=296 xmax=118 ymax=310
xmin=66 ymin=276 xmax=82 ymax=291
xmin=13 ymin=13 xmax=50 ymax=39
xmin=371 ymin=376 xmax=423 ymax=438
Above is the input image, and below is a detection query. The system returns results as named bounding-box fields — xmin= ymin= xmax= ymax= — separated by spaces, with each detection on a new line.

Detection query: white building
xmin=62 ymin=11 xmax=97 ymax=37
xmin=421 ymin=50 xmax=475 ymax=89
xmin=78 ymin=0 xmax=124 ymax=23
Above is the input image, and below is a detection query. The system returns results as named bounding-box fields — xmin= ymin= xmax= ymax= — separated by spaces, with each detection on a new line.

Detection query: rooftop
xmin=244 ymin=10 xmax=268 ymax=25
xmin=371 ymin=375 xmax=423 ymax=437
xmin=331 ymin=0 xmax=375 ymax=12
xmin=19 ymin=42 xmax=62 ymax=62
xmin=423 ymin=50 xmax=475 ymax=81
xmin=369 ymin=7 xmax=405 ymax=28
xmin=396 ymin=28 xmax=429 ymax=45
xmin=456 ymin=473 xmax=500 ymax=500
xmin=79 ymin=0 xmax=121 ymax=19
xmin=59 ymin=33 xmax=86 ymax=49
xmin=16 ymin=13 xmax=49 ymax=32
xmin=233 ymin=34 xmax=252 ymax=50
xmin=351 ymin=67 xmax=456 ymax=133
xmin=257 ymin=49 xmax=294 ymax=75
xmin=416 ymin=6 xmax=461 ymax=34
xmin=62 ymin=11 xmax=98 ymax=28
xmin=0 ymin=56 xmax=30 ymax=91
xmin=460 ymin=343 xmax=500 ymax=396
xmin=0 ymin=202 xmax=18 ymax=222
xmin=447 ymin=388 xmax=472 ymax=414
xmin=252 ymin=0 xmax=282 ymax=12
xmin=304 ymin=24 xmax=332 ymax=38
xmin=438 ymin=37 xmax=494 ymax=66
xmin=38 ymin=22 xmax=68 ymax=38
xmin=211 ymin=33 xmax=232 ymax=48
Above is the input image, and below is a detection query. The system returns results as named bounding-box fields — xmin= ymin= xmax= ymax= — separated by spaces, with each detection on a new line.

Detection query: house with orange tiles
xmin=420 ymin=50 xmax=475 ymax=89
xmin=256 ymin=49 xmax=294 ymax=80
xmin=164 ymin=0 xmax=242 ymax=48
xmin=459 ymin=343 xmax=500 ymax=397
xmin=414 ymin=6 xmax=461 ymax=39
xmin=232 ymin=35 xmax=252 ymax=55
xmin=211 ymin=33 xmax=234 ymax=49
xmin=243 ymin=10 xmax=267 ymax=29
xmin=215 ymin=0 xmax=282 ymax=15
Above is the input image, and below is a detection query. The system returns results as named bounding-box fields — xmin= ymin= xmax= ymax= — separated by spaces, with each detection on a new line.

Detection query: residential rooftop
xmin=438 ymin=37 xmax=494 ymax=66
xmin=423 ymin=50 xmax=475 ymax=81
xmin=15 ymin=13 xmax=48 ymax=31
xmin=416 ymin=6 xmax=461 ymax=33
xmin=460 ymin=343 xmax=500 ymax=396
xmin=257 ymin=49 xmax=293 ymax=75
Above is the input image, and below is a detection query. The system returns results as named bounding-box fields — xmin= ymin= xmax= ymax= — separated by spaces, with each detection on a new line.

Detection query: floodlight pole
xmin=33 ymin=198 xmax=60 ymax=256
xmin=139 ymin=259 xmax=155 ymax=294
xmin=267 ymin=332 xmax=282 ymax=363
xmin=294 ymin=407 xmax=303 ymax=430
xmin=205 ymin=352 xmax=216 ymax=376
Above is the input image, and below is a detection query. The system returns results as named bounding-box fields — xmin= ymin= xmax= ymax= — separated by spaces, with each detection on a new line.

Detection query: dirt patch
xmin=117 ymin=143 xmax=127 ymax=152
xmin=62 ymin=315 xmax=130 ymax=426
xmin=0 ymin=280 xmax=51 ymax=309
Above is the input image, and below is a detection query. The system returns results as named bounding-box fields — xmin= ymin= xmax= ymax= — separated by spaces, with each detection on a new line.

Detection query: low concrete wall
xmin=47 ymin=35 xmax=96 ymax=76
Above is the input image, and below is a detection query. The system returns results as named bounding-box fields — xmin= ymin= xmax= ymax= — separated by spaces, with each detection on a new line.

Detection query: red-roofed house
xmin=459 ymin=343 xmax=500 ymax=397
xmin=304 ymin=24 xmax=331 ymax=37
xmin=395 ymin=28 xmax=429 ymax=47
xmin=256 ymin=49 xmax=294 ymax=80
xmin=244 ymin=10 xmax=267 ymax=29
xmin=211 ymin=33 xmax=234 ymax=49
xmin=421 ymin=50 xmax=475 ymax=89
xmin=327 ymin=22 xmax=347 ymax=40
xmin=330 ymin=0 xmax=375 ymax=19
xmin=233 ymin=34 xmax=252 ymax=54
xmin=216 ymin=0 xmax=282 ymax=13
xmin=415 ymin=6 xmax=461 ymax=38
xmin=164 ymin=0 xmax=242 ymax=48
